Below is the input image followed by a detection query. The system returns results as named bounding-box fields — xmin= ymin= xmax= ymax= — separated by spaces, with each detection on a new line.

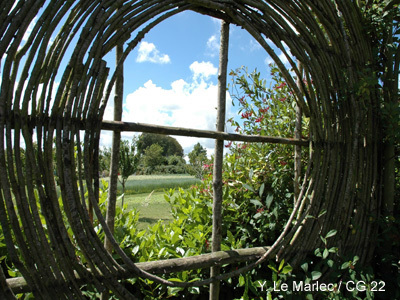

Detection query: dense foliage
xmin=187 ymin=142 xmax=211 ymax=179
xmin=118 ymin=138 xmax=140 ymax=206
xmin=101 ymin=66 xmax=311 ymax=298
xmin=137 ymin=133 xmax=184 ymax=158
xmin=2 ymin=60 xmax=399 ymax=298
xmin=99 ymin=133 xmax=189 ymax=176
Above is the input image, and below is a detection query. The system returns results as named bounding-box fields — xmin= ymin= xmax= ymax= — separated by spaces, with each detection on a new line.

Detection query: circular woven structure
xmin=0 ymin=1 xmax=380 ymax=298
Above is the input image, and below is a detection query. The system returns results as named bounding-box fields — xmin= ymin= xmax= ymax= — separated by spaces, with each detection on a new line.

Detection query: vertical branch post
xmin=210 ymin=20 xmax=229 ymax=300
xmin=101 ymin=42 xmax=124 ymax=300
xmin=294 ymin=62 xmax=303 ymax=207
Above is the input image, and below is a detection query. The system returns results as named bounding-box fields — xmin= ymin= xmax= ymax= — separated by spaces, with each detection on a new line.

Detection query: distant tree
xmin=142 ymin=143 xmax=165 ymax=171
xmin=118 ymin=138 xmax=140 ymax=207
xmin=137 ymin=133 xmax=183 ymax=157
xmin=167 ymin=155 xmax=185 ymax=166
xmin=188 ymin=143 xmax=207 ymax=164
xmin=164 ymin=155 xmax=188 ymax=174
xmin=99 ymin=147 xmax=111 ymax=176
xmin=188 ymin=142 xmax=210 ymax=178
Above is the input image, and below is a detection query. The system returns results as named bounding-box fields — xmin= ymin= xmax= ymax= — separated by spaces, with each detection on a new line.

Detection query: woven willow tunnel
xmin=0 ymin=1 xmax=382 ymax=299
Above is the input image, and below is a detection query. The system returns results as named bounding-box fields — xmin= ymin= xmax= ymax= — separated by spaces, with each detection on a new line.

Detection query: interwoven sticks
xmin=0 ymin=1 xmax=380 ymax=298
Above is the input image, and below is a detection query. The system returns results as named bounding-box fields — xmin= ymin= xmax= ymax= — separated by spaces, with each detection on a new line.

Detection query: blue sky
xmin=101 ymin=10 xmax=284 ymax=155
xmin=4 ymin=4 xmax=290 ymax=156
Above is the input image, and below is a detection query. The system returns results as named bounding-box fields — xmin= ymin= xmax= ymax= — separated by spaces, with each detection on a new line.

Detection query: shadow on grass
xmin=139 ymin=217 xmax=171 ymax=223
xmin=137 ymin=217 xmax=172 ymax=230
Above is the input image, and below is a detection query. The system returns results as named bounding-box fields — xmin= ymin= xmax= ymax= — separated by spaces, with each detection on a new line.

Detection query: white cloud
xmin=265 ymin=56 xmax=274 ymax=66
xmin=136 ymin=41 xmax=170 ymax=64
xmin=249 ymin=39 xmax=262 ymax=52
xmin=206 ymin=34 xmax=220 ymax=57
xmin=122 ymin=61 xmax=232 ymax=154
xmin=190 ymin=61 xmax=218 ymax=81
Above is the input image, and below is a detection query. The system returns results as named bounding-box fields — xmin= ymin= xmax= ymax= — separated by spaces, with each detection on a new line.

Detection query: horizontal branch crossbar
xmin=13 ymin=116 xmax=309 ymax=146
xmin=7 ymin=246 xmax=269 ymax=294
xmin=101 ymin=120 xmax=309 ymax=146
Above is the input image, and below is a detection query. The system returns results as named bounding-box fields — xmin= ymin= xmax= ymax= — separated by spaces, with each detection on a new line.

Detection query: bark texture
xmin=210 ymin=20 xmax=229 ymax=300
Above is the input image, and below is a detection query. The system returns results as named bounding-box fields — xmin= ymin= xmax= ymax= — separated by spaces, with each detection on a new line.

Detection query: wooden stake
xmin=101 ymin=42 xmax=124 ymax=300
xmin=210 ymin=20 xmax=229 ymax=300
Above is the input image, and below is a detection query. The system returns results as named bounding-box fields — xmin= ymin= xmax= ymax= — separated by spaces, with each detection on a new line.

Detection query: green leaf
xmin=268 ymin=264 xmax=278 ymax=273
xmin=325 ymin=229 xmax=337 ymax=238
xmin=278 ymin=259 xmax=285 ymax=271
xmin=327 ymin=259 xmax=334 ymax=268
xmin=243 ymin=183 xmax=255 ymax=192
xmin=132 ymin=245 xmax=140 ymax=255
xmin=318 ymin=209 xmax=327 ymax=218
xmin=301 ymin=262 xmax=308 ymax=273
xmin=182 ymin=271 xmax=188 ymax=282
xmin=136 ymin=230 xmax=146 ymax=238
xmin=329 ymin=247 xmax=338 ymax=253
xmin=266 ymin=194 xmax=274 ymax=209
xmin=341 ymin=261 xmax=350 ymax=269
xmin=306 ymin=294 xmax=314 ymax=300
xmin=259 ymin=183 xmax=265 ymax=197
xmin=281 ymin=265 xmax=293 ymax=274
xmin=189 ymin=287 xmax=200 ymax=294
xmin=171 ymin=231 xmax=180 ymax=244
xmin=250 ymin=199 xmax=263 ymax=207
xmin=253 ymin=212 xmax=262 ymax=219
xmin=323 ymin=248 xmax=329 ymax=259
xmin=227 ymin=230 xmax=235 ymax=244
xmin=239 ymin=274 xmax=245 ymax=286
xmin=311 ymin=271 xmax=322 ymax=280
xmin=221 ymin=244 xmax=231 ymax=251
xmin=272 ymin=207 xmax=278 ymax=219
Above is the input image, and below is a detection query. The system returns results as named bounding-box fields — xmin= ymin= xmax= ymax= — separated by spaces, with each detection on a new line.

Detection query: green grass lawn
xmin=114 ymin=174 xmax=200 ymax=195
xmin=111 ymin=174 xmax=200 ymax=229
xmin=120 ymin=191 xmax=174 ymax=230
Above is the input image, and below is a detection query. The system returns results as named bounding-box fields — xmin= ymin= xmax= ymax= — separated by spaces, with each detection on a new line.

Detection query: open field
xmin=109 ymin=174 xmax=200 ymax=229
xmin=120 ymin=192 xmax=173 ymax=230
xmin=113 ymin=174 xmax=200 ymax=195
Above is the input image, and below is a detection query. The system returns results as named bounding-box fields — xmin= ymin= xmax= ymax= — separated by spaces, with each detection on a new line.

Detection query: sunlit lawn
xmin=115 ymin=174 xmax=200 ymax=195
xmin=120 ymin=191 xmax=174 ymax=230
xmin=102 ymin=174 xmax=200 ymax=229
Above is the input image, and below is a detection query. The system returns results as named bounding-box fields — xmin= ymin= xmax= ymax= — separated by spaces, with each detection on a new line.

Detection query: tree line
xmin=99 ymin=132 xmax=211 ymax=179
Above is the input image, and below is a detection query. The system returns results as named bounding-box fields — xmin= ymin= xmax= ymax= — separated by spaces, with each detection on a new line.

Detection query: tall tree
xmin=188 ymin=142 xmax=208 ymax=164
xmin=137 ymin=133 xmax=184 ymax=157
xmin=188 ymin=142 xmax=209 ymax=179
xmin=118 ymin=138 xmax=139 ymax=207
xmin=142 ymin=143 xmax=164 ymax=169
xmin=99 ymin=147 xmax=111 ymax=176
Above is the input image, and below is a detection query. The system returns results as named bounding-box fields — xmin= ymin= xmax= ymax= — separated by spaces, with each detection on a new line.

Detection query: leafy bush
xmin=3 ymin=65 xmax=398 ymax=299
